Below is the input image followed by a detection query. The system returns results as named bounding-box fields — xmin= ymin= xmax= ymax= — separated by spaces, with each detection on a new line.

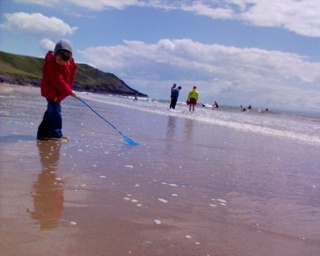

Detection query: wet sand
xmin=1 ymin=85 xmax=320 ymax=256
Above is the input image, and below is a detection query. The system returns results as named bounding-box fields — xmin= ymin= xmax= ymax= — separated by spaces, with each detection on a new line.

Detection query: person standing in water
xmin=170 ymin=86 xmax=182 ymax=109
xmin=187 ymin=86 xmax=199 ymax=112
xmin=133 ymin=93 xmax=138 ymax=101
xmin=37 ymin=39 xmax=77 ymax=142
xmin=169 ymin=83 xmax=177 ymax=109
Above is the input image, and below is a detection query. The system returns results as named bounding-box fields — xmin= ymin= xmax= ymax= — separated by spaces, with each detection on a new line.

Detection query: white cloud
xmin=1 ymin=12 xmax=78 ymax=39
xmin=14 ymin=0 xmax=320 ymax=37
xmin=165 ymin=0 xmax=320 ymax=37
xmin=237 ymin=0 xmax=320 ymax=37
xmin=180 ymin=2 xmax=234 ymax=19
xmin=78 ymin=39 xmax=320 ymax=110
xmin=15 ymin=0 xmax=59 ymax=6
xmin=40 ymin=38 xmax=56 ymax=52
xmin=69 ymin=0 xmax=143 ymax=11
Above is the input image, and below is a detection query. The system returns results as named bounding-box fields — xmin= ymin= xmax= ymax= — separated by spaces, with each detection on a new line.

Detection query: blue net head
xmin=123 ymin=136 xmax=139 ymax=145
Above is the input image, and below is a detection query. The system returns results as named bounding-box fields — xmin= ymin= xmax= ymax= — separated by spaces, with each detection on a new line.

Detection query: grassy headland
xmin=0 ymin=51 xmax=147 ymax=97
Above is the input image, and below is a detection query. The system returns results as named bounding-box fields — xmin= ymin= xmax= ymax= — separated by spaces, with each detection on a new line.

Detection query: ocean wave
xmin=79 ymin=92 xmax=320 ymax=146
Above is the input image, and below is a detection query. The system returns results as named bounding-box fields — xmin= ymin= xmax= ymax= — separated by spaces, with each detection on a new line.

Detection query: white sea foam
xmin=158 ymin=198 xmax=168 ymax=203
xmin=79 ymin=92 xmax=320 ymax=145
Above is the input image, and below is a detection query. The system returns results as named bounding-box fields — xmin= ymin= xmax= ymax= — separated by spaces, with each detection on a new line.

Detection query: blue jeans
xmin=37 ymin=100 xmax=63 ymax=139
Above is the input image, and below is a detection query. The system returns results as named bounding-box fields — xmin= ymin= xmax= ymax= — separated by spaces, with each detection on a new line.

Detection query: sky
xmin=1 ymin=0 xmax=320 ymax=112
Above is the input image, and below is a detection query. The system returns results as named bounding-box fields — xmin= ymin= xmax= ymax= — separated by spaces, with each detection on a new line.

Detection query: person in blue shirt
xmin=169 ymin=84 xmax=177 ymax=109
xmin=170 ymin=86 xmax=182 ymax=109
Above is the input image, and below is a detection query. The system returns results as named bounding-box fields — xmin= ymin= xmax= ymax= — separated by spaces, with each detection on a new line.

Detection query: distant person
xmin=248 ymin=105 xmax=252 ymax=110
xmin=37 ymin=39 xmax=77 ymax=142
xmin=133 ymin=93 xmax=138 ymax=101
xmin=213 ymin=101 xmax=219 ymax=108
xmin=169 ymin=83 xmax=177 ymax=109
xmin=187 ymin=86 xmax=199 ymax=112
xmin=170 ymin=86 xmax=182 ymax=109
xmin=259 ymin=108 xmax=269 ymax=112
xmin=240 ymin=105 xmax=246 ymax=112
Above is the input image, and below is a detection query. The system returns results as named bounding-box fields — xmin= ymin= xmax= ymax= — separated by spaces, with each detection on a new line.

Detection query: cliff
xmin=0 ymin=51 xmax=148 ymax=97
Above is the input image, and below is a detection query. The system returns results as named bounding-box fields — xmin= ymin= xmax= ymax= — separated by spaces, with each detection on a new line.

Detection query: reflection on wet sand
xmin=166 ymin=116 xmax=177 ymax=138
xmin=30 ymin=141 xmax=64 ymax=230
xmin=184 ymin=118 xmax=194 ymax=141
xmin=165 ymin=116 xmax=177 ymax=152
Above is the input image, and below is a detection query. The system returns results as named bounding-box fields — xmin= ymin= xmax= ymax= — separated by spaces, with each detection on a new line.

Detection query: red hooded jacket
xmin=41 ymin=51 xmax=77 ymax=102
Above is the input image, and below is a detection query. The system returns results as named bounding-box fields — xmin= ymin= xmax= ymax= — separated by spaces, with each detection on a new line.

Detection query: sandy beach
xmin=1 ymin=85 xmax=319 ymax=256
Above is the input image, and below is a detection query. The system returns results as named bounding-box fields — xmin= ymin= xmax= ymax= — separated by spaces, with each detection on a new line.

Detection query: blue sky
xmin=1 ymin=0 xmax=320 ymax=112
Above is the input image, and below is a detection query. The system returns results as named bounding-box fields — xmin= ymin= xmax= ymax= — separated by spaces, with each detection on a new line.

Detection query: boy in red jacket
xmin=37 ymin=39 xmax=77 ymax=141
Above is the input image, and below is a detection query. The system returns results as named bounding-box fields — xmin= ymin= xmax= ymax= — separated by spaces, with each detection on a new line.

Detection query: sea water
xmin=78 ymin=92 xmax=320 ymax=146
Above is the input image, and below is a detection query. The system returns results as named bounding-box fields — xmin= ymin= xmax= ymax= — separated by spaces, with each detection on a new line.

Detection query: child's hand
xmin=71 ymin=91 xmax=77 ymax=98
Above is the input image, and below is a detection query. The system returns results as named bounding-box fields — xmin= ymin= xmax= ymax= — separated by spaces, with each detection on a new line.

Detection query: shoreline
xmin=1 ymin=86 xmax=319 ymax=256
xmin=1 ymin=83 xmax=319 ymax=116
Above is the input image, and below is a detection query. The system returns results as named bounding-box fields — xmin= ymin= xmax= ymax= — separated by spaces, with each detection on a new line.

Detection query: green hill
xmin=0 ymin=51 xmax=147 ymax=97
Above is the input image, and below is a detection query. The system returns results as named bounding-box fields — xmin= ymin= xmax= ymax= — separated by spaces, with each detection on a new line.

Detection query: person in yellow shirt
xmin=187 ymin=86 xmax=199 ymax=111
